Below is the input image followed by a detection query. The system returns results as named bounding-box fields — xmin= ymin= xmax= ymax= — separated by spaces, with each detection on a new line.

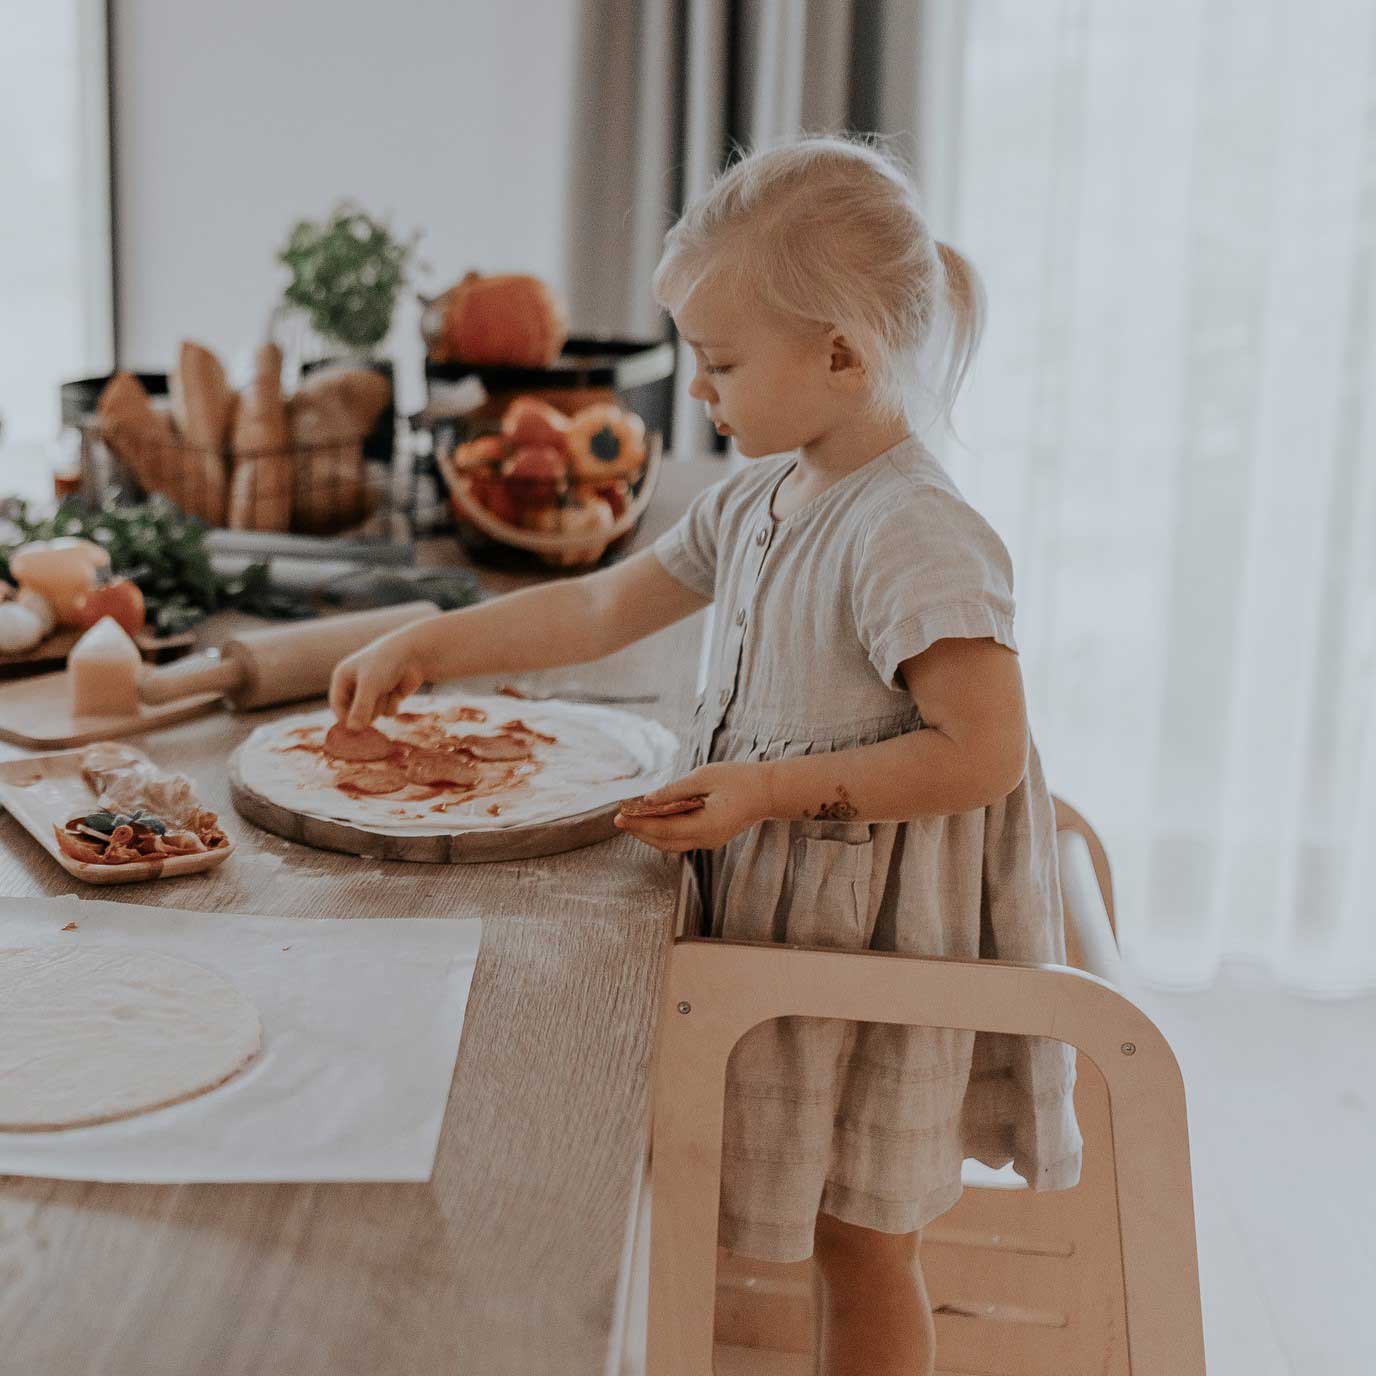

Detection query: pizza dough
xmin=0 ymin=947 xmax=262 ymax=1132
xmin=232 ymin=691 xmax=679 ymax=836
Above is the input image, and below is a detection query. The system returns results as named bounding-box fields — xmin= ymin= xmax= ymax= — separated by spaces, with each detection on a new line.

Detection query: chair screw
xmin=1121 ymin=1042 xmax=1136 ymax=1055
xmin=677 ymin=1001 xmax=692 ymax=1015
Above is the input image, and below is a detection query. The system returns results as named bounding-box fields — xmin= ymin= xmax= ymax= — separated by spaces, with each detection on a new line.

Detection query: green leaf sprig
xmin=0 ymin=495 xmax=315 ymax=635
xmin=278 ymin=203 xmax=420 ymax=355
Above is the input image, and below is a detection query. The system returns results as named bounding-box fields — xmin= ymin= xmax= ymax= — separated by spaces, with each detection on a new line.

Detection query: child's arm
xmin=764 ymin=638 xmax=1028 ymax=819
xmin=615 ymin=637 xmax=1027 ymax=851
xmin=330 ymin=549 xmax=711 ymax=726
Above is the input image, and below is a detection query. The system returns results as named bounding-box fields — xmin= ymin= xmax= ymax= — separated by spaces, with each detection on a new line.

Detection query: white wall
xmin=113 ymin=0 xmax=579 ymax=399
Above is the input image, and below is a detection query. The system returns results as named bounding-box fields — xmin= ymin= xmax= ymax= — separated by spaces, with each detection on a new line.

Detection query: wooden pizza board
xmin=229 ymin=756 xmax=626 ymax=864
xmin=0 ymin=668 xmax=221 ymax=749
xmin=0 ymin=750 xmax=235 ymax=885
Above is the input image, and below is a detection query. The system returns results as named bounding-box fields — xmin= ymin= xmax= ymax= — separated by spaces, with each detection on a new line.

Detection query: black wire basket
xmin=62 ymin=373 xmax=410 ymax=558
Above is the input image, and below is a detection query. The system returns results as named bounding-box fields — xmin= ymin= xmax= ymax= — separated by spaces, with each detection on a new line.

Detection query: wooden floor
xmin=663 ymin=960 xmax=1376 ymax=1375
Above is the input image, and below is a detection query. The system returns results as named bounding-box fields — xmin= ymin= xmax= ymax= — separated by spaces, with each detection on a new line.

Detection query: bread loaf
xmin=296 ymin=365 xmax=391 ymax=435
xmin=227 ymin=343 xmax=291 ymax=531
xmin=169 ymin=341 xmax=233 ymax=524
xmin=95 ymin=372 xmax=179 ymax=496
xmin=286 ymin=391 xmax=371 ymax=534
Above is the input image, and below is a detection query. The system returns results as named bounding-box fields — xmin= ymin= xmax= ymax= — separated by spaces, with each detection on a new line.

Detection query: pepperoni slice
xmin=404 ymin=750 xmax=481 ymax=787
xmin=335 ymin=762 xmax=409 ymax=794
xmin=324 ymin=723 xmax=396 ymax=762
xmin=617 ymin=795 xmax=707 ymax=818
xmin=456 ymin=734 xmax=534 ymax=762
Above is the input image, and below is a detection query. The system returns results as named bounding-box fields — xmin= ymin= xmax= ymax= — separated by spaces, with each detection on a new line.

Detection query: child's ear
xmin=828 ymin=334 xmax=867 ymax=392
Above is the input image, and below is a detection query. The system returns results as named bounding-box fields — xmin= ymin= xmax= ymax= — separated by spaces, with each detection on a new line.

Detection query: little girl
xmin=332 ymin=135 xmax=1081 ymax=1376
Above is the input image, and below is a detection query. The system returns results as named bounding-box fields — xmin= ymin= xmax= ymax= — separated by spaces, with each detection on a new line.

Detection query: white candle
xmin=68 ymin=616 xmax=142 ymax=718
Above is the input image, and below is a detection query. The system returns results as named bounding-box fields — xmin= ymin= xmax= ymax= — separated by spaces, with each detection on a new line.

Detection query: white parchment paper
xmin=0 ymin=896 xmax=480 ymax=1183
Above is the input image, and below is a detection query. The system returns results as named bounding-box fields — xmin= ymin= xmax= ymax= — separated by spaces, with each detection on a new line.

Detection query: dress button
xmin=718 ymin=688 xmax=731 ymax=706
xmin=755 ymin=527 xmax=768 ymax=546
xmin=734 ymin=608 xmax=746 ymax=626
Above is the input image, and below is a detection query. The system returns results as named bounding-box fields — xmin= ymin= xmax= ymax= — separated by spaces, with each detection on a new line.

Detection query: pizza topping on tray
xmin=335 ymin=762 xmax=411 ymax=796
xmin=498 ymin=718 xmax=558 ymax=744
xmin=323 ymin=723 xmax=398 ymax=762
xmin=616 ymin=794 xmax=708 ymax=819
xmin=454 ymin=734 xmax=533 ymax=762
xmin=237 ymin=691 xmax=681 ymax=837
xmin=52 ymin=743 xmax=228 ymax=865
xmin=263 ymin=701 xmax=597 ymax=816
xmin=404 ymin=750 xmax=482 ymax=787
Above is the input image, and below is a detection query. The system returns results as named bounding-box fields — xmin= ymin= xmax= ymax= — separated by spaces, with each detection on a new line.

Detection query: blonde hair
xmin=653 ymin=133 xmax=985 ymax=428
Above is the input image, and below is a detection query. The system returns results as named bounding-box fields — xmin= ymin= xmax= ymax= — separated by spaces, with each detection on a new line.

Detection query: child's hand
xmin=614 ymin=761 xmax=774 ymax=853
xmin=329 ymin=630 xmax=430 ymax=729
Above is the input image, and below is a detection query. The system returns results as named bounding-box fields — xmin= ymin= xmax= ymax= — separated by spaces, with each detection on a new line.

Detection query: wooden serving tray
xmin=0 ymin=670 xmax=222 ymax=749
xmin=0 ymin=749 xmax=235 ymax=885
xmin=229 ymin=756 xmax=622 ymax=864
xmin=0 ymin=626 xmax=196 ymax=675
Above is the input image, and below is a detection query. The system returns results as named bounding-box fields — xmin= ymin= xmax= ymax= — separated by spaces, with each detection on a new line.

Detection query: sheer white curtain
xmin=0 ymin=0 xmax=112 ymax=469
xmin=927 ymin=0 xmax=1376 ymax=995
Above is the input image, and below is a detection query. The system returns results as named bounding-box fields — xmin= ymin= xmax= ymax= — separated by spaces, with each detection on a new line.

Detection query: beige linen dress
xmin=651 ymin=436 xmax=1083 ymax=1262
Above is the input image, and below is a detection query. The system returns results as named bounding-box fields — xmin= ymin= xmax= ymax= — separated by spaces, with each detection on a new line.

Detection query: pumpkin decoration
xmin=424 ymin=272 xmax=569 ymax=367
xmin=565 ymin=404 xmax=646 ymax=481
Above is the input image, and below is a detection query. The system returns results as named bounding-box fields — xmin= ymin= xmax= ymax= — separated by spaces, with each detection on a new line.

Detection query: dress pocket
xmin=784 ymin=822 xmax=876 ymax=948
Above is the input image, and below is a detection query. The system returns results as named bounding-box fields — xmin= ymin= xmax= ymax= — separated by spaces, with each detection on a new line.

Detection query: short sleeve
xmin=852 ymin=487 xmax=1018 ymax=690
xmin=650 ymin=475 xmax=730 ymax=600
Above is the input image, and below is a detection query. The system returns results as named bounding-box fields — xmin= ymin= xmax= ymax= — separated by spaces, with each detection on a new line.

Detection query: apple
xmin=501 ymin=397 xmax=570 ymax=452
xmin=73 ymin=578 xmax=146 ymax=637
xmin=467 ymin=474 xmax=521 ymax=527
xmin=502 ymin=445 xmax=568 ymax=509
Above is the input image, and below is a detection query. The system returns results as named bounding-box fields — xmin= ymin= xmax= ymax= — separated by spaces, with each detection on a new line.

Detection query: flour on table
xmin=232 ymin=691 xmax=678 ymax=835
xmin=0 ymin=946 xmax=262 ymax=1132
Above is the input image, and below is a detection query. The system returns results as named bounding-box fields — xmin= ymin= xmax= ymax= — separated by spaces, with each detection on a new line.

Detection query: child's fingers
xmin=614 ymin=814 xmax=697 ymax=842
xmin=618 ymin=825 xmax=697 ymax=854
xmin=642 ymin=774 xmax=709 ymax=804
xmin=346 ymin=676 xmax=383 ymax=731
xmin=329 ymin=666 xmax=356 ymax=723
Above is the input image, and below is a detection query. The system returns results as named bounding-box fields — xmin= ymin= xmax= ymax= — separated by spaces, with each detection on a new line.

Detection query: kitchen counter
xmin=0 ymin=456 xmax=724 ymax=1376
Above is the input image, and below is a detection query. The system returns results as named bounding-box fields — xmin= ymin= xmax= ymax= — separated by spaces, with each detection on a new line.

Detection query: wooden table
xmin=0 ymin=457 xmax=723 ymax=1376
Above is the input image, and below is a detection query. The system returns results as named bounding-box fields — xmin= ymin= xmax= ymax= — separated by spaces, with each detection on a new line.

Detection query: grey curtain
xmin=562 ymin=0 xmax=947 ymax=459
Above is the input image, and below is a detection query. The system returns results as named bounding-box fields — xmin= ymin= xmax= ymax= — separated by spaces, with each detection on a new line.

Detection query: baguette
xmin=227 ymin=343 xmax=291 ymax=531
xmin=169 ymin=340 xmax=233 ymax=524
xmin=95 ymin=372 xmax=180 ymax=496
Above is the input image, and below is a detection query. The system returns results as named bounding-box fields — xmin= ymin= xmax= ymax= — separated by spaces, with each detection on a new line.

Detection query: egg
xmin=0 ymin=603 xmax=48 ymax=654
xmin=14 ymin=588 xmax=55 ymax=638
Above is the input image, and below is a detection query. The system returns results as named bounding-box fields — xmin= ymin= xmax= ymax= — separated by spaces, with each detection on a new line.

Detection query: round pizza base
xmin=230 ymin=762 xmax=624 ymax=863
xmin=229 ymin=692 xmax=680 ymax=857
xmin=0 ymin=947 xmax=262 ymax=1132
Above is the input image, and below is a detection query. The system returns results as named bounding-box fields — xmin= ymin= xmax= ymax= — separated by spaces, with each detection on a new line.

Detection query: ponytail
xmin=933 ymin=241 xmax=987 ymax=424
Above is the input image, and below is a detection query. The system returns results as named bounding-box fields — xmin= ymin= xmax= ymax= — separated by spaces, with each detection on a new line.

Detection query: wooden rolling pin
xmin=137 ymin=601 xmax=439 ymax=711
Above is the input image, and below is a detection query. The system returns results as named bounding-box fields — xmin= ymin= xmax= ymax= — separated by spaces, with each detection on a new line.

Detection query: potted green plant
xmin=276 ymin=202 xmax=421 ymax=461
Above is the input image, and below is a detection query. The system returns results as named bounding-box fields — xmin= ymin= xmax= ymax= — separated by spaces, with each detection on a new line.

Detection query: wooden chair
xmin=641 ymin=798 xmax=1207 ymax=1374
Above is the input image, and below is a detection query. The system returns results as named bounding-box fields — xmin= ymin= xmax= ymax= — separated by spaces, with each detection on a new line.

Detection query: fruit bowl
xmin=437 ymin=430 xmax=662 ymax=571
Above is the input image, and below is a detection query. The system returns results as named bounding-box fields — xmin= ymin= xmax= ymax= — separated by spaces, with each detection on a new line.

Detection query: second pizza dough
xmin=0 ymin=946 xmax=262 ymax=1132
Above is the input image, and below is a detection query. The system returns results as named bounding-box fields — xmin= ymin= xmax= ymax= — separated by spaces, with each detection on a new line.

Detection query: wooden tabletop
xmin=0 ymin=457 xmax=723 ymax=1376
